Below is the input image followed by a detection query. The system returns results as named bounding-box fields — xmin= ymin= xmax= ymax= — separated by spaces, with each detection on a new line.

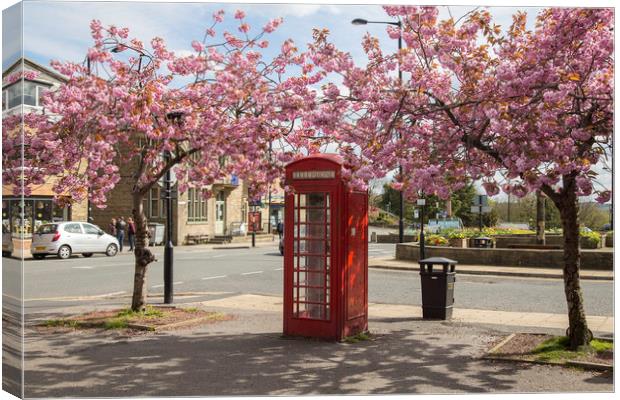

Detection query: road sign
xmin=474 ymin=195 xmax=488 ymax=206
xmin=160 ymin=187 xmax=178 ymax=200
xmin=471 ymin=205 xmax=491 ymax=214
xmin=414 ymin=209 xmax=419 ymax=219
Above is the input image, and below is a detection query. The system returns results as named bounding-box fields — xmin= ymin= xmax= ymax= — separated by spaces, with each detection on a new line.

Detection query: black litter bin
xmin=419 ymin=257 xmax=457 ymax=320
xmin=472 ymin=236 xmax=493 ymax=248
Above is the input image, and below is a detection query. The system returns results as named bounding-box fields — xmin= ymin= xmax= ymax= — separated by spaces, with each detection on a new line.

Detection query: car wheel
xmin=57 ymin=245 xmax=72 ymax=259
xmin=2 ymin=251 xmax=10 ymax=258
xmin=33 ymin=254 xmax=46 ymax=260
xmin=106 ymin=244 xmax=118 ymax=257
xmin=82 ymin=253 xmax=94 ymax=258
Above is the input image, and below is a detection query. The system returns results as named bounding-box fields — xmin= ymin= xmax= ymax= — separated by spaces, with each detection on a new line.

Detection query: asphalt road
xmin=15 ymin=243 xmax=613 ymax=316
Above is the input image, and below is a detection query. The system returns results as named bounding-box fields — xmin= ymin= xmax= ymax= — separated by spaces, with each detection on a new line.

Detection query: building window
xmin=188 ymin=188 xmax=208 ymax=222
xmin=36 ymin=85 xmax=48 ymax=106
xmin=241 ymin=200 xmax=247 ymax=223
xmin=2 ymin=197 xmax=70 ymax=239
xmin=150 ymin=187 xmax=160 ymax=218
xmin=3 ymin=80 xmax=52 ymax=110
xmin=141 ymin=185 xmax=164 ymax=219
xmin=218 ymin=156 xmax=227 ymax=167
xmin=23 ymin=81 xmax=36 ymax=106
xmin=7 ymin=82 xmax=22 ymax=109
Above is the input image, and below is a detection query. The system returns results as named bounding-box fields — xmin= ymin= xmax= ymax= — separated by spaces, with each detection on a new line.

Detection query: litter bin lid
xmin=419 ymin=257 xmax=457 ymax=265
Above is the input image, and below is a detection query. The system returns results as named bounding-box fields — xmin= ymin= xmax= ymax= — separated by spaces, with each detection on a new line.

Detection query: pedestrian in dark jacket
xmin=109 ymin=218 xmax=117 ymax=236
xmin=127 ymin=217 xmax=136 ymax=252
xmin=116 ymin=217 xmax=127 ymax=252
xmin=277 ymin=221 xmax=284 ymax=239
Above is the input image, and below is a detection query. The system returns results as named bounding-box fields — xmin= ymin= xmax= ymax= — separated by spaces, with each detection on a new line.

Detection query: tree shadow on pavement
xmin=22 ymin=322 xmax=613 ymax=397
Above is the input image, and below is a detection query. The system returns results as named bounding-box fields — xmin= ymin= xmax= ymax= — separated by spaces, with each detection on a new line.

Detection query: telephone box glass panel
xmin=293 ymin=192 xmax=330 ymax=320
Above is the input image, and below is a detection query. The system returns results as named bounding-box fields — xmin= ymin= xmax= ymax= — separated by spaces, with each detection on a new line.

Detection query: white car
xmin=31 ymin=222 xmax=119 ymax=260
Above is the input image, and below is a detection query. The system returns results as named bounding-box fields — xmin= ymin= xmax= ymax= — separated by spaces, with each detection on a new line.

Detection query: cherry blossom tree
xmin=2 ymin=10 xmax=313 ymax=311
xmin=304 ymin=6 xmax=612 ymax=348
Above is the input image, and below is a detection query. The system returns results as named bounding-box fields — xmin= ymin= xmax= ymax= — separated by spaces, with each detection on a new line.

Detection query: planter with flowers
xmin=446 ymin=230 xmax=468 ymax=248
xmin=425 ymin=234 xmax=449 ymax=247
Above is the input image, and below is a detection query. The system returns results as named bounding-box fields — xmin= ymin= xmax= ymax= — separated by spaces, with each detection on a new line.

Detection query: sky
xmin=3 ymin=1 xmax=546 ymax=74
xmin=1 ymin=0 xmax=614 ymax=202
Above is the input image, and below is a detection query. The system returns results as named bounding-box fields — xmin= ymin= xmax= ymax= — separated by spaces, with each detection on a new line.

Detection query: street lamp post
xmin=163 ymin=149 xmax=174 ymax=304
xmin=417 ymin=198 xmax=426 ymax=260
xmin=352 ymin=17 xmax=405 ymax=243
xmin=268 ymin=141 xmax=273 ymax=235
xmin=164 ymin=111 xmax=184 ymax=304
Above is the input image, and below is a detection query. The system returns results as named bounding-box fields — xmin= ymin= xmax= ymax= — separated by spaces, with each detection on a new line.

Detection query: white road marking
xmin=212 ymin=255 xmax=226 ymax=258
xmin=174 ymin=281 xmax=184 ymax=285
xmin=23 ymin=291 xmax=127 ymax=302
xmin=273 ymin=268 xmax=283 ymax=271
xmin=201 ymin=275 xmax=227 ymax=280
xmin=96 ymin=291 xmax=126 ymax=298
xmin=241 ymin=271 xmax=263 ymax=275
xmin=72 ymin=266 xmax=93 ymax=269
xmin=152 ymin=284 xmax=164 ymax=288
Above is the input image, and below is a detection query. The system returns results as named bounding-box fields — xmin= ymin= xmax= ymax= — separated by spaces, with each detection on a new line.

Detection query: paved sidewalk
xmin=197 ymin=293 xmax=614 ymax=334
xmin=22 ymin=294 xmax=613 ymax=397
xmin=369 ymin=257 xmax=614 ymax=281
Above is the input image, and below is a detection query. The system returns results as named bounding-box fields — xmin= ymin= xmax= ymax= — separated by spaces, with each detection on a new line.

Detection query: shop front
xmin=2 ymin=197 xmax=71 ymax=257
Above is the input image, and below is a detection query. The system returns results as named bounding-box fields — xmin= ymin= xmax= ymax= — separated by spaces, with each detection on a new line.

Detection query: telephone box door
xmin=284 ymin=189 xmax=338 ymax=338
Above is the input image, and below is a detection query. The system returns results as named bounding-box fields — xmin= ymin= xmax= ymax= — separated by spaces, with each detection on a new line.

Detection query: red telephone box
xmin=283 ymin=154 xmax=368 ymax=340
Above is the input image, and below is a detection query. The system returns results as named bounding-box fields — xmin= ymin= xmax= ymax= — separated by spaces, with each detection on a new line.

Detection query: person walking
xmin=277 ymin=220 xmax=284 ymax=239
xmin=116 ymin=217 xmax=127 ymax=252
xmin=109 ymin=218 xmax=117 ymax=237
xmin=127 ymin=217 xmax=136 ymax=252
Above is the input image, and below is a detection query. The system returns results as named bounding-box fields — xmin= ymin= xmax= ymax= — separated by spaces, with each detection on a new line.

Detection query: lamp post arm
xmin=365 ymin=20 xmax=402 ymax=26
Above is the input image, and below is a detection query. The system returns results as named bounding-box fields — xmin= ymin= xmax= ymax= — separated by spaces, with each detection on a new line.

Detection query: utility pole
xmin=536 ymin=190 xmax=546 ymax=245
xmin=507 ymin=193 xmax=511 ymax=223
xmin=396 ymin=23 xmax=404 ymax=244
xmin=163 ymin=110 xmax=184 ymax=304
xmin=163 ymin=150 xmax=174 ymax=304
xmin=417 ymin=198 xmax=426 ymax=260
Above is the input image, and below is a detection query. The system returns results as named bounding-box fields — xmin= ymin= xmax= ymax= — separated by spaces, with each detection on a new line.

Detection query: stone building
xmin=90 ymin=171 xmax=251 ymax=246
xmin=2 ymin=58 xmax=88 ymax=257
xmin=3 ymin=58 xmax=283 ymax=249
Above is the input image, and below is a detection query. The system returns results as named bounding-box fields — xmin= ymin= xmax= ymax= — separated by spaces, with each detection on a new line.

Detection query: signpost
xmin=471 ymin=195 xmax=490 ymax=233
xmin=417 ymin=199 xmax=426 ymax=260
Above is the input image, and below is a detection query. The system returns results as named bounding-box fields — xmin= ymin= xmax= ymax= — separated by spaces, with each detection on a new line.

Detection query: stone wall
xmin=488 ymin=234 xmax=606 ymax=250
xmin=493 ymin=235 xmax=564 ymax=248
xmin=396 ymin=243 xmax=613 ymax=270
xmin=375 ymin=234 xmax=418 ymax=243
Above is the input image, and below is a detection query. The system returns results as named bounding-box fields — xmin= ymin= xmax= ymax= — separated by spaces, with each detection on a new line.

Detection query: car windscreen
xmin=37 ymin=224 xmax=58 ymax=234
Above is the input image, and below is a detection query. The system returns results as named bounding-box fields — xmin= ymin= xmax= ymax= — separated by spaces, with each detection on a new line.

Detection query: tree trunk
xmin=555 ymin=190 xmax=592 ymax=349
xmin=131 ymin=191 xmax=156 ymax=311
xmin=536 ymin=190 xmax=546 ymax=245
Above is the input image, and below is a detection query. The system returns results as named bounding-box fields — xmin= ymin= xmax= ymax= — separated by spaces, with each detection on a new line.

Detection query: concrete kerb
xmin=369 ymin=257 xmax=614 ymax=281
xmin=482 ymin=332 xmax=613 ymax=372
